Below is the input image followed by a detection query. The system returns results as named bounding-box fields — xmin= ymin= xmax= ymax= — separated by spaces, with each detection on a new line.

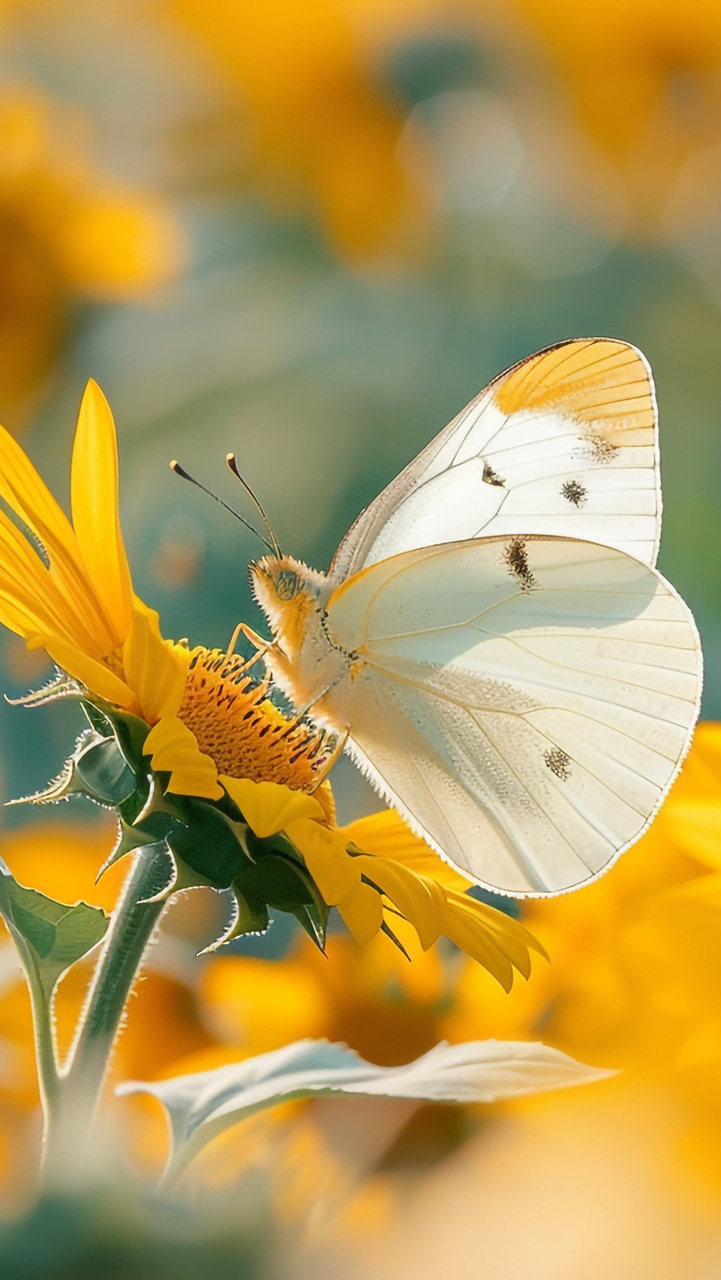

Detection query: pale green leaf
xmin=0 ymin=856 xmax=108 ymax=998
xmin=118 ymin=1037 xmax=616 ymax=1182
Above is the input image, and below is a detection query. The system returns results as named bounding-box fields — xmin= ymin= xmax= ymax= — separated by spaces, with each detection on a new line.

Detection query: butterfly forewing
xmin=329 ymin=339 xmax=660 ymax=582
xmin=327 ymin=537 xmax=700 ymax=896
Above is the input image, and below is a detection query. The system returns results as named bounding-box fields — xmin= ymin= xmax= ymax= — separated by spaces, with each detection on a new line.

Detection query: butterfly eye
xmin=275 ymin=569 xmax=299 ymax=601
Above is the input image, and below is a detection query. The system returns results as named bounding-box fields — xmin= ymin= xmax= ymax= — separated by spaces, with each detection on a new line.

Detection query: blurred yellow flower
xmin=0 ymin=88 xmax=184 ymax=417
xmin=428 ymin=723 xmax=721 ymax=1191
xmin=165 ymin=0 xmax=433 ymax=259
xmin=174 ymin=724 xmax=721 ymax=1210
xmin=513 ymin=0 xmax=721 ymax=232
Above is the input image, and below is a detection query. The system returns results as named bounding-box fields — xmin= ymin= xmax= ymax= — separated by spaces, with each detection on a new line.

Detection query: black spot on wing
xmin=503 ymin=538 xmax=536 ymax=591
xmin=561 ymin=478 xmax=587 ymax=507
xmin=482 ymin=460 xmax=506 ymax=486
xmin=544 ymin=747 xmax=571 ymax=780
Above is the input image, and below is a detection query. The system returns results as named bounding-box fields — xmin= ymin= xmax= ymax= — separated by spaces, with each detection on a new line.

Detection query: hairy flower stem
xmin=41 ymin=845 xmax=169 ymax=1188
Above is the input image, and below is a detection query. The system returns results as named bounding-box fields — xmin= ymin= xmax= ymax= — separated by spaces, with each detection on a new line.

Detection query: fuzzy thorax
xmin=250 ymin=554 xmax=351 ymax=726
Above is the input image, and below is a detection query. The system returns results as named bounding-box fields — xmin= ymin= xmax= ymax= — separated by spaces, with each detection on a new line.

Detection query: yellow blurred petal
xmin=71 ymin=380 xmax=133 ymax=643
xmin=60 ymin=194 xmax=185 ymax=297
xmin=664 ymin=799 xmax=721 ymax=871
xmin=671 ymin=723 xmax=721 ymax=802
xmin=354 ymin=855 xmax=445 ymax=951
xmin=200 ymin=955 xmax=329 ymax=1054
xmin=343 ymin=810 xmax=472 ymax=892
xmin=144 ymin=715 xmax=223 ymax=801
xmin=42 ymin=636 xmax=136 ymax=707
xmin=665 ymin=872 xmax=721 ymax=908
xmin=224 ymin=779 xmax=322 ymax=838
xmin=287 ymin=817 xmax=358 ymax=905
xmin=123 ymin=603 xmax=187 ymax=724
xmin=337 ymin=881 xmax=384 ymax=945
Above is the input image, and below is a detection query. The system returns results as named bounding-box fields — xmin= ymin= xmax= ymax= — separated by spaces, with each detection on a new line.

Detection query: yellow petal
xmin=42 ymin=637 xmax=137 ymax=707
xmin=123 ymin=603 xmax=187 ymax=724
xmin=0 ymin=422 xmax=110 ymax=649
xmin=337 ymin=881 xmax=384 ymax=944
xmin=440 ymin=892 xmax=546 ymax=989
xmin=353 ymin=855 xmax=445 ymax=951
xmin=343 ymin=810 xmax=472 ymax=892
xmin=450 ymin=891 xmax=547 ymax=967
xmin=0 ymin=421 xmax=79 ymax=569
xmin=287 ymin=818 xmax=358 ymax=905
xmin=144 ymin=715 xmax=223 ymax=801
xmin=224 ymin=779 xmax=322 ymax=838
xmin=441 ymin=904 xmax=515 ymax=992
xmin=0 ymin=511 xmax=81 ymax=645
xmin=71 ymin=380 xmax=133 ymax=643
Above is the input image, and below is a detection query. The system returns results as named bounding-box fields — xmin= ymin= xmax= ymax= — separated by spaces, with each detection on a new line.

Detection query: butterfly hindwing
xmin=328 ymin=536 xmax=700 ymax=896
xmin=330 ymin=338 xmax=659 ymax=582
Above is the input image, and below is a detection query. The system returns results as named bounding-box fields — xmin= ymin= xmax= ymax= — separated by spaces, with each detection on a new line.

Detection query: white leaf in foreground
xmin=118 ymin=1037 xmax=616 ymax=1183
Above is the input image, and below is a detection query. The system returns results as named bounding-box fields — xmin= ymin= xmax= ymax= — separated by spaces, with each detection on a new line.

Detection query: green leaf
xmin=118 ymin=1038 xmax=617 ymax=1185
xmin=0 ymin=857 xmax=108 ymax=998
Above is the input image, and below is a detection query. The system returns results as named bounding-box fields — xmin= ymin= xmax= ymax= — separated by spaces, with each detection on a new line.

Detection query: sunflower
xmin=0 ymin=382 xmax=543 ymax=988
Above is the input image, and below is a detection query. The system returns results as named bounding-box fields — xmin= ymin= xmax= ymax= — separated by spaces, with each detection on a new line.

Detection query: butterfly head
xmin=250 ymin=554 xmax=330 ymax=657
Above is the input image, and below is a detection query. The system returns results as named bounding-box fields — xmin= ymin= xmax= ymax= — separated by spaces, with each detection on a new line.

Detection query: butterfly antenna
xmin=226 ymin=453 xmax=282 ymax=558
xmin=169 ymin=460 xmax=275 ymax=553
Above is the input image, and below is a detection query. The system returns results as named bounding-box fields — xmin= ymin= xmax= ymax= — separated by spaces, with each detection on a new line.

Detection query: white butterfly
xmin=247 ymin=338 xmax=702 ymax=897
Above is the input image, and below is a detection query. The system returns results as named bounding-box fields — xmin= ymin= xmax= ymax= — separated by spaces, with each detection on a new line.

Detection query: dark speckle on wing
xmin=561 ymin=478 xmax=587 ymax=507
xmin=544 ymin=747 xmax=571 ymax=780
xmin=503 ymin=537 xmax=536 ymax=591
xmin=482 ymin=460 xmax=506 ymax=486
xmin=586 ymin=434 xmax=618 ymax=464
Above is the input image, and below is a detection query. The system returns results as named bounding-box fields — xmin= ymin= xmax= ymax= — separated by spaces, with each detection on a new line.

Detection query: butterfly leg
xmin=308 ymin=727 xmax=350 ymax=791
xmin=226 ymin=622 xmax=276 ymax=676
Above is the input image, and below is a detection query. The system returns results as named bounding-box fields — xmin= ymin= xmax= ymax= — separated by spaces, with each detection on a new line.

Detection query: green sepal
xmin=81 ymin=700 xmax=151 ymax=769
xmin=231 ymin=848 xmax=329 ymax=952
xmin=0 ymin=857 xmax=108 ymax=999
xmin=156 ymin=793 xmax=249 ymax=890
xmin=81 ymin=700 xmax=154 ymax=813
xmin=200 ymin=886 xmax=270 ymax=953
xmin=6 ymin=673 xmax=81 ymax=708
xmin=73 ymin=735 xmax=137 ymax=805
xmin=97 ymin=816 xmax=157 ymax=882
xmin=8 ymin=730 xmax=139 ymax=808
xmin=292 ymin=900 xmax=329 ymax=952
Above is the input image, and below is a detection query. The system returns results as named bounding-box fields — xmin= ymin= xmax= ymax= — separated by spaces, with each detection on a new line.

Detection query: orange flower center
xmin=177 ymin=647 xmax=331 ymax=791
